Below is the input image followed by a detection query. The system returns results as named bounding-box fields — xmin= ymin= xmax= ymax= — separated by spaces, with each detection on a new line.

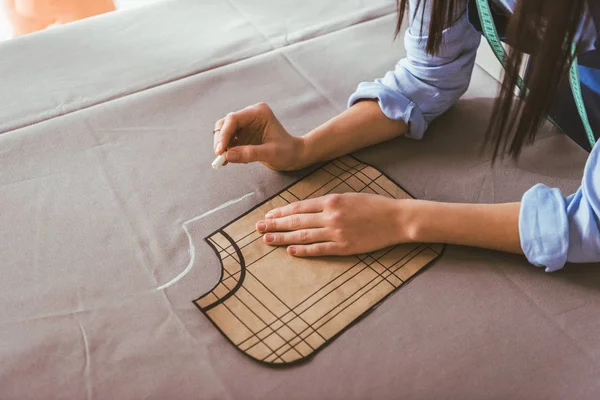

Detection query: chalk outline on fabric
xmin=156 ymin=192 xmax=255 ymax=291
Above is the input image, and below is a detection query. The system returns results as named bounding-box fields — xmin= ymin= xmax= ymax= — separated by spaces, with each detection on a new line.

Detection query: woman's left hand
xmin=255 ymin=193 xmax=415 ymax=257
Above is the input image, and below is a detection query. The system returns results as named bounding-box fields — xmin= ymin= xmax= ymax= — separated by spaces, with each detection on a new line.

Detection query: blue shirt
xmin=348 ymin=0 xmax=600 ymax=271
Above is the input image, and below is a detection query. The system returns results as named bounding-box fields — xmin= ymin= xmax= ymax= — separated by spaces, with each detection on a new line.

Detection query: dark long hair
xmin=396 ymin=0 xmax=589 ymax=158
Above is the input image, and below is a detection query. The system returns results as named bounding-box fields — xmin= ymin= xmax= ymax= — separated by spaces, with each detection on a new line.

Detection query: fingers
xmin=256 ymin=213 xmax=323 ymax=233
xmin=226 ymin=143 xmax=275 ymax=164
xmin=287 ymin=242 xmax=341 ymax=257
xmin=265 ymin=198 xmax=325 ymax=219
xmin=262 ymin=228 xmax=329 ymax=246
xmin=214 ymin=103 xmax=270 ymax=155
xmin=213 ymin=118 xmax=225 ymax=154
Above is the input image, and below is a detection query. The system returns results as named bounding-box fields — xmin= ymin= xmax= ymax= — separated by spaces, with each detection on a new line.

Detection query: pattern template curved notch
xmin=196 ymin=230 xmax=246 ymax=311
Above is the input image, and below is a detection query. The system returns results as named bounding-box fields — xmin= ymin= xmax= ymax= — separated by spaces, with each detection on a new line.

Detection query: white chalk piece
xmin=212 ymin=153 xmax=227 ymax=169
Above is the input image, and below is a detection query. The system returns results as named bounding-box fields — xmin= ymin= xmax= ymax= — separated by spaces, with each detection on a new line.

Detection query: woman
xmin=212 ymin=0 xmax=600 ymax=272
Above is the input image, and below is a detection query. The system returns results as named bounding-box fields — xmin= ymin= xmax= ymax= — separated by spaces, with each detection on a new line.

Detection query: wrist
xmin=291 ymin=136 xmax=310 ymax=170
xmin=402 ymin=200 xmax=450 ymax=244
xmin=392 ymin=199 xmax=422 ymax=243
xmin=294 ymin=133 xmax=319 ymax=169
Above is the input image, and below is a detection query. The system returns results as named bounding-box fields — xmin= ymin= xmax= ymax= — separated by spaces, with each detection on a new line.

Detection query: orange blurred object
xmin=3 ymin=0 xmax=116 ymax=36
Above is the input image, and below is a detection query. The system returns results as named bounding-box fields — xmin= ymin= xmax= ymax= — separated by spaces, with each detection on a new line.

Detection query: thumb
xmin=226 ymin=144 xmax=273 ymax=164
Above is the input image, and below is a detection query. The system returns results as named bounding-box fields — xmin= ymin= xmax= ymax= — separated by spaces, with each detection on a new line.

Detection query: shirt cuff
xmin=347 ymin=82 xmax=428 ymax=140
xmin=519 ymin=184 xmax=570 ymax=272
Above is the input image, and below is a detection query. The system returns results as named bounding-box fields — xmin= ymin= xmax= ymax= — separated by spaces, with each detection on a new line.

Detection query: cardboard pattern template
xmin=194 ymin=156 xmax=445 ymax=366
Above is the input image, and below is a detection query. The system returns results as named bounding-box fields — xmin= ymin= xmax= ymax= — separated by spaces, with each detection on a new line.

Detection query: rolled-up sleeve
xmin=520 ymin=143 xmax=600 ymax=271
xmin=348 ymin=0 xmax=481 ymax=139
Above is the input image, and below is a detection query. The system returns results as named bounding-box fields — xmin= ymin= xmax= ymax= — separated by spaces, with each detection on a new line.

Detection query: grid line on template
xmin=217 ymin=229 xmax=257 ymax=253
xmin=323 ymin=158 xmax=396 ymax=199
xmin=235 ymin=242 xmax=405 ymax=354
xmin=425 ymin=243 xmax=442 ymax=255
xmin=206 ymin=236 xmax=311 ymax=360
xmin=385 ymin=245 xmax=430 ymax=278
xmin=259 ymin=255 xmax=395 ymax=358
xmin=220 ymin=298 xmax=285 ymax=363
xmin=304 ymin=246 xmax=429 ymax=333
xmin=228 ymin=247 xmax=321 ymax=353
xmin=211 ymin=232 xmax=263 ymax=265
xmin=229 ymin=237 xmax=332 ymax=350
xmin=209 ymin=238 xmax=237 ymax=274
xmin=237 ymin=266 xmax=326 ymax=356
xmin=209 ymin=233 xmax=241 ymax=261
xmin=211 ymin=230 xmax=254 ymax=260
xmin=286 ymin=190 xmax=301 ymax=201
xmin=285 ymin=246 xmax=427 ymax=337
xmin=240 ymin=256 xmax=369 ymax=356
xmin=234 ymin=285 xmax=317 ymax=354
xmin=256 ymin=243 xmax=430 ymax=360
xmin=230 ymin=287 xmax=304 ymax=359
xmin=298 ymin=160 xmax=366 ymax=200
xmin=208 ymin=237 xmax=239 ymax=284
xmin=234 ymin=242 xmax=427 ymax=359
xmin=363 ymin=254 xmax=402 ymax=288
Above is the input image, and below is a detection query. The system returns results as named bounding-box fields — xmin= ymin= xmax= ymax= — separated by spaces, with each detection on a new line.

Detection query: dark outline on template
xmin=192 ymin=155 xmax=446 ymax=368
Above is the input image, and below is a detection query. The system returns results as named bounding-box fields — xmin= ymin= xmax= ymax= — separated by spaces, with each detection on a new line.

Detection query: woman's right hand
xmin=213 ymin=102 xmax=307 ymax=171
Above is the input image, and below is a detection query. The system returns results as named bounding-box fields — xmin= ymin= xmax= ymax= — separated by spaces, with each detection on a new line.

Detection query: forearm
xmin=405 ymin=200 xmax=523 ymax=254
xmin=299 ymin=100 xmax=407 ymax=167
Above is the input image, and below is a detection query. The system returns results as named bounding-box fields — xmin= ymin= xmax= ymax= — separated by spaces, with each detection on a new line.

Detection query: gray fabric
xmin=0 ymin=0 xmax=393 ymax=134
xmin=1 ymin=1 xmax=599 ymax=399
